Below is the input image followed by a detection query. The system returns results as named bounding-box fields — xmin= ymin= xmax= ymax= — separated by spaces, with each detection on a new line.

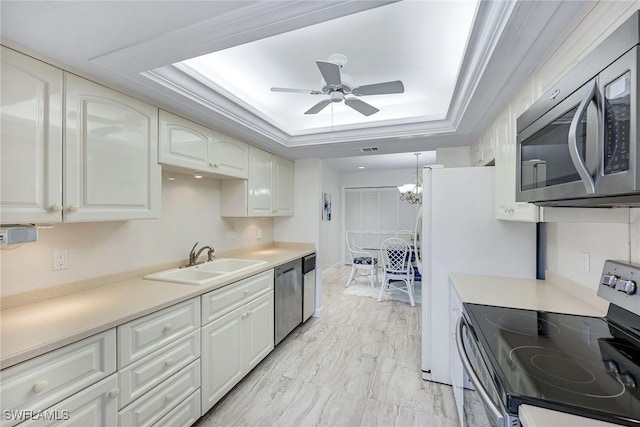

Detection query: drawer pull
xmin=243 ymin=290 xmax=249 ymax=297
xmin=163 ymin=323 xmax=174 ymax=333
xmin=164 ymin=358 xmax=174 ymax=368
xmin=165 ymin=394 xmax=175 ymax=402
xmin=108 ymin=388 xmax=120 ymax=399
xmin=32 ymin=381 xmax=48 ymax=393
xmin=49 ymin=204 xmax=63 ymax=212
xmin=67 ymin=205 xmax=80 ymax=213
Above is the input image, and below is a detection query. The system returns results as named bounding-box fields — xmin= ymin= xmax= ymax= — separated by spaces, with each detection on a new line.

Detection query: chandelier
xmin=397 ymin=153 xmax=422 ymax=204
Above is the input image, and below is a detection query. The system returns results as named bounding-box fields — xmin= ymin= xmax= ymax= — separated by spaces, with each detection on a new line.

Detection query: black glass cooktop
xmin=464 ymin=303 xmax=640 ymax=426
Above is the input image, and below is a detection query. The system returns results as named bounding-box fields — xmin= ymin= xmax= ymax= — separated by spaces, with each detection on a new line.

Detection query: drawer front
xmin=17 ymin=374 xmax=118 ymax=427
xmin=0 ymin=330 xmax=116 ymax=427
xmin=119 ymin=330 xmax=200 ymax=408
xmin=119 ymin=360 xmax=200 ymax=427
xmin=152 ymin=389 xmax=201 ymax=427
xmin=202 ymin=270 xmax=273 ymax=325
xmin=118 ymin=298 xmax=200 ymax=368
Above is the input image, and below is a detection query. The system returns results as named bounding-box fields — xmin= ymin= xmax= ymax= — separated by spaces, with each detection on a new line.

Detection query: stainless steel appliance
xmin=274 ymin=258 xmax=302 ymax=345
xmin=456 ymin=260 xmax=640 ymax=426
xmin=516 ymin=11 xmax=640 ymax=207
xmin=302 ymin=253 xmax=316 ymax=322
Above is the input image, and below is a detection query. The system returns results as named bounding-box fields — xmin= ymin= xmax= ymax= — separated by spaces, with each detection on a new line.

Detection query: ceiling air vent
xmin=354 ymin=146 xmax=379 ymax=153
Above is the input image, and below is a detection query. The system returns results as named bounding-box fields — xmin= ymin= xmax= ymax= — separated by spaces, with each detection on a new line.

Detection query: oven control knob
xmin=617 ymin=279 xmax=637 ymax=295
xmin=619 ymin=373 xmax=637 ymax=389
xmin=604 ymin=360 xmax=619 ymax=374
xmin=601 ymin=274 xmax=618 ymax=287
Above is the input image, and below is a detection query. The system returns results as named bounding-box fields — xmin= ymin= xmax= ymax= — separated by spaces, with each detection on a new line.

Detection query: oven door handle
xmin=568 ymin=80 xmax=598 ymax=194
xmin=456 ymin=316 xmax=506 ymax=426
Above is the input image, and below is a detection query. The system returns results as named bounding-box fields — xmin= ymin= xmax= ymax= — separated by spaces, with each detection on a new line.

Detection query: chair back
xmin=394 ymin=230 xmax=414 ymax=245
xmin=380 ymin=237 xmax=412 ymax=274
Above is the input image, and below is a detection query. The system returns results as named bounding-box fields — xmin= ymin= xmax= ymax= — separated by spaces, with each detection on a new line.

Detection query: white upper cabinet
xmin=159 ymin=110 xmax=213 ymax=172
xmin=0 ymin=47 xmax=64 ymax=224
xmin=494 ymin=80 xmax=539 ymax=222
xmin=247 ymin=146 xmax=275 ymax=217
xmin=211 ymin=133 xmax=249 ymax=179
xmin=220 ymin=146 xmax=293 ymax=217
xmin=274 ymin=156 xmax=293 ymax=216
xmin=65 ymin=74 xmax=161 ymax=222
xmin=159 ymin=110 xmax=248 ymax=179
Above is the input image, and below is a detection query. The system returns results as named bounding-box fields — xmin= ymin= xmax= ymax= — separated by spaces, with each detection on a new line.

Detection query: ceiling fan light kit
xmin=271 ymin=53 xmax=404 ymax=116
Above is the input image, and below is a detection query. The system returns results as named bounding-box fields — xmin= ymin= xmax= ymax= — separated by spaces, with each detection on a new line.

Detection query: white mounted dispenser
xmin=0 ymin=225 xmax=38 ymax=246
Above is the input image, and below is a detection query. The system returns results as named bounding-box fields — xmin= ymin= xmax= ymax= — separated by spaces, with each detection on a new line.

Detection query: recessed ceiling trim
xmin=91 ymin=1 xmax=398 ymax=73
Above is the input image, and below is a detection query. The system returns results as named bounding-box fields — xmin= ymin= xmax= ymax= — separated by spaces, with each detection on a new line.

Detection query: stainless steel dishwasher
xmin=274 ymin=258 xmax=302 ymax=345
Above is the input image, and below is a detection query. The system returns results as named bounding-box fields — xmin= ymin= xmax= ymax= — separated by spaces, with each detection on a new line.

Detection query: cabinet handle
xmin=243 ymin=290 xmax=249 ymax=297
xmin=108 ymin=388 xmax=120 ymax=399
xmin=32 ymin=381 xmax=48 ymax=393
xmin=49 ymin=204 xmax=63 ymax=212
xmin=165 ymin=394 xmax=175 ymax=402
xmin=163 ymin=323 xmax=173 ymax=333
xmin=67 ymin=205 xmax=79 ymax=213
xmin=164 ymin=358 xmax=174 ymax=368
xmin=209 ymin=162 xmax=219 ymax=168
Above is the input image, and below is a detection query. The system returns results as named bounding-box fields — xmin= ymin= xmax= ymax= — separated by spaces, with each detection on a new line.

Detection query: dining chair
xmin=345 ymin=231 xmax=378 ymax=288
xmin=378 ymin=237 xmax=415 ymax=306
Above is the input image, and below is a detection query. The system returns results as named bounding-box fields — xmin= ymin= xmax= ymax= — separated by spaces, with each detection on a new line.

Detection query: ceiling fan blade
xmin=271 ymin=87 xmax=322 ymax=95
xmin=352 ymin=80 xmax=405 ymax=96
xmin=316 ymin=60 xmax=342 ymax=88
xmin=344 ymin=98 xmax=379 ymax=116
xmin=304 ymin=99 xmax=332 ymax=115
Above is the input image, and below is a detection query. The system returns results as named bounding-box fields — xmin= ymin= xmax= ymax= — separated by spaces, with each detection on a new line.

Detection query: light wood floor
xmin=195 ymin=265 xmax=459 ymax=427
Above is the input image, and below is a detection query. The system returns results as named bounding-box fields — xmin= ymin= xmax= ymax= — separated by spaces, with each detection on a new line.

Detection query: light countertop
xmin=450 ymin=272 xmax=615 ymax=427
xmin=450 ymin=272 xmax=608 ymax=317
xmin=0 ymin=243 xmax=314 ymax=370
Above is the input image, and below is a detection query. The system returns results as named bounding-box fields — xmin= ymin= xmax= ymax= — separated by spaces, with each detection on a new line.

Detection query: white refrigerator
xmin=419 ymin=166 xmax=536 ymax=384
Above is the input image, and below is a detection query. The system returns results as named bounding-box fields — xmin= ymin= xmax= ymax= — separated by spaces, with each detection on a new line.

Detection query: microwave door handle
xmin=568 ymin=81 xmax=597 ymax=194
xmin=455 ymin=317 xmax=505 ymax=425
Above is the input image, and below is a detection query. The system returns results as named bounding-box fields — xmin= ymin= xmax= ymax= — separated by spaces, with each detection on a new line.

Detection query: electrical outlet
xmin=257 ymin=228 xmax=262 ymax=240
xmin=53 ymin=249 xmax=68 ymax=271
xmin=227 ymin=231 xmax=237 ymax=243
xmin=580 ymin=251 xmax=590 ymax=274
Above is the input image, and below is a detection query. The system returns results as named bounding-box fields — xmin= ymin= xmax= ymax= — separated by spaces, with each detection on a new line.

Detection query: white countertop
xmin=0 ymin=243 xmax=314 ymax=369
xmin=450 ymin=272 xmax=617 ymax=427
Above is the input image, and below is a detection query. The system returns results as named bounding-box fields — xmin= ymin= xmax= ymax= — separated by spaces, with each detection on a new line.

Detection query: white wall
xmin=436 ymin=146 xmax=471 ymax=168
xmin=0 ymin=171 xmax=273 ymax=296
xmin=341 ymin=167 xmax=417 ymax=188
xmin=319 ymin=161 xmax=341 ymax=271
xmin=546 ymin=222 xmax=631 ymax=291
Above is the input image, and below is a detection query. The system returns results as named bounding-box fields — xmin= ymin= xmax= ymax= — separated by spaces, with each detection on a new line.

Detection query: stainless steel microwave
xmin=516 ymin=11 xmax=640 ymax=207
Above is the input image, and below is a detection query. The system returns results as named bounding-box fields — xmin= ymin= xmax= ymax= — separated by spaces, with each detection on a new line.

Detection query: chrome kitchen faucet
xmin=186 ymin=241 xmax=215 ymax=267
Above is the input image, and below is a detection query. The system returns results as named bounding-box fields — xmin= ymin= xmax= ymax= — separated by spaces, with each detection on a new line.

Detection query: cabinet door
xmin=18 ymin=375 xmax=119 ymax=427
xmin=211 ymin=133 xmax=249 ymax=179
xmin=247 ymin=147 xmax=274 ymax=217
xmin=244 ymin=291 xmax=274 ymax=371
xmin=469 ymin=139 xmax=483 ymax=166
xmin=201 ymin=308 xmax=244 ymax=414
xmin=158 ymin=110 xmax=213 ymax=172
xmin=274 ymin=157 xmax=293 ymax=216
xmin=496 ymin=80 xmax=539 ymax=222
xmin=0 ymin=47 xmax=63 ymax=224
xmin=64 ymin=74 xmax=161 ymax=222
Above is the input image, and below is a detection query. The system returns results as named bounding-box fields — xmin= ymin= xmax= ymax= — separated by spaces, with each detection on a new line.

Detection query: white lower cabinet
xmin=153 ymin=389 xmax=201 ymax=427
xmin=0 ymin=330 xmax=116 ymax=427
xmin=201 ymin=289 xmax=274 ymax=414
xmin=119 ymin=360 xmax=200 ymax=427
xmin=18 ymin=375 xmax=119 ymax=427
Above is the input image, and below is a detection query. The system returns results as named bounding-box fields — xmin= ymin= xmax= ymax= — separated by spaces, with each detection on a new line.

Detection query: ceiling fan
xmin=270 ymin=53 xmax=404 ymax=116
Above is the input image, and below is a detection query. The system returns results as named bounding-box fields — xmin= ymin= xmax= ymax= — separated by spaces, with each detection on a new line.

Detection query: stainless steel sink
xmin=144 ymin=258 xmax=267 ymax=286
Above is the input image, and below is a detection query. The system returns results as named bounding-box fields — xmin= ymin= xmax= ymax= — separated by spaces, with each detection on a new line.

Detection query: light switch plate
xmin=580 ymin=251 xmax=590 ymax=274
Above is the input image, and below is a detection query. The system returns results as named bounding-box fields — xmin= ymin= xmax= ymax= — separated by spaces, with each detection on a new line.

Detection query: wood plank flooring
xmin=195 ymin=265 xmax=459 ymax=427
